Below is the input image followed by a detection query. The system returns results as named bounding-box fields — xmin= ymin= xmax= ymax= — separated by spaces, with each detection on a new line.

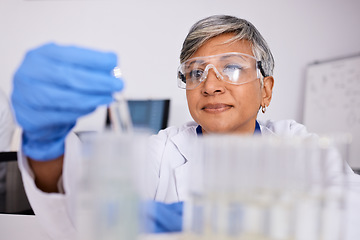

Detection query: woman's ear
xmin=261 ymin=76 xmax=274 ymax=107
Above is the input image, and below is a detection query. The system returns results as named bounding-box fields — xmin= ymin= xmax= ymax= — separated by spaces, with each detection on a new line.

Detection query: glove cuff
xmin=22 ymin=133 xmax=66 ymax=161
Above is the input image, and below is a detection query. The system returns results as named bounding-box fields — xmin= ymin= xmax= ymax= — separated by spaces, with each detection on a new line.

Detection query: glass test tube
xmin=76 ymin=132 xmax=147 ymax=240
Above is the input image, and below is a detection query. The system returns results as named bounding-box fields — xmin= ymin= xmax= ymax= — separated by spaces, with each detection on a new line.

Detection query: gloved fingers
xmin=29 ymin=42 xmax=118 ymax=72
xmin=12 ymin=100 xmax=95 ymax=131
xmin=16 ymin=52 xmax=123 ymax=93
xmin=12 ymin=75 xmax=114 ymax=111
xmin=60 ymin=64 xmax=124 ymax=93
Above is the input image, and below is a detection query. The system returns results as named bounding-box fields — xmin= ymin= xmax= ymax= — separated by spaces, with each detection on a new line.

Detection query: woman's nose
xmin=201 ymin=68 xmax=225 ymax=95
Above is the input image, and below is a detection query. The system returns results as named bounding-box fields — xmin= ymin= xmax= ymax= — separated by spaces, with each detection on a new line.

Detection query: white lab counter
xmin=0 ymin=214 xmax=181 ymax=240
xmin=1 ymin=204 xmax=360 ymax=240
xmin=0 ymin=214 xmax=50 ymax=240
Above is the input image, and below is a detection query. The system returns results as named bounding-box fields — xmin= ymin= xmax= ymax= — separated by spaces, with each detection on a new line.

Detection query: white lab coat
xmin=18 ymin=120 xmax=360 ymax=240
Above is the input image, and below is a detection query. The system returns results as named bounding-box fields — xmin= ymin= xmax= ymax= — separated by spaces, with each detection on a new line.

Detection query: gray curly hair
xmin=180 ymin=15 xmax=274 ymax=77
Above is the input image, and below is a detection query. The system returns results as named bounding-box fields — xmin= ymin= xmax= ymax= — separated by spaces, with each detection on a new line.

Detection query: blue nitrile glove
xmin=141 ymin=201 xmax=184 ymax=233
xmin=11 ymin=43 xmax=123 ymax=161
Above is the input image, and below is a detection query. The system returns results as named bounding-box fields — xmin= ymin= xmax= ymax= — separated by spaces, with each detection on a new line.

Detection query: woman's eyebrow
xmin=219 ymin=54 xmax=246 ymax=61
xmin=186 ymin=59 xmax=206 ymax=68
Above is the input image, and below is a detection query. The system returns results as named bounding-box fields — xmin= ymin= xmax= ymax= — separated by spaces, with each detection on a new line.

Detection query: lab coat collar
xmin=258 ymin=121 xmax=278 ymax=136
xmin=168 ymin=121 xmax=277 ymax=201
xmin=168 ymin=124 xmax=202 ymax=201
xmin=170 ymin=124 xmax=200 ymax=165
xmin=170 ymin=121 xmax=277 ymax=164
xmin=193 ymin=120 xmax=261 ymax=136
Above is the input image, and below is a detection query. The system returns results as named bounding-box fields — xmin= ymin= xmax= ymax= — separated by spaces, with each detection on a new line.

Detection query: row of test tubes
xmin=183 ymin=134 xmax=351 ymax=240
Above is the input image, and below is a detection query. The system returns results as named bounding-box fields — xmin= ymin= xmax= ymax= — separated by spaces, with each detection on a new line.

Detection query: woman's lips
xmin=202 ymin=103 xmax=233 ymax=113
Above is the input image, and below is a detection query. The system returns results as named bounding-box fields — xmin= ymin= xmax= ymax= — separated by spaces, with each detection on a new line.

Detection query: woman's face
xmin=186 ymin=33 xmax=273 ymax=134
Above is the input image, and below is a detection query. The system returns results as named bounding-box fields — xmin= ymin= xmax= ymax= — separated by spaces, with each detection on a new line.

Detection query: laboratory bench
xmin=0 ymin=213 xmax=181 ymax=240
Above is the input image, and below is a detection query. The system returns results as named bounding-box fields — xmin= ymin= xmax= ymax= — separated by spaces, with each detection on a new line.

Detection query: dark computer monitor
xmin=127 ymin=99 xmax=170 ymax=134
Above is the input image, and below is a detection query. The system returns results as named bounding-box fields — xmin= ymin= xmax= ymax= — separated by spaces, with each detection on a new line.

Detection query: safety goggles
xmin=177 ymin=52 xmax=266 ymax=90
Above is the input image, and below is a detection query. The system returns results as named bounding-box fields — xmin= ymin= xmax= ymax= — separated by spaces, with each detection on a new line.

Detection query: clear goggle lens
xmin=177 ymin=52 xmax=263 ymax=90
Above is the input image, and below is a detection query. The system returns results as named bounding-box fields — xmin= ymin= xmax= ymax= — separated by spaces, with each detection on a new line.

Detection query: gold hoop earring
xmin=261 ymin=105 xmax=267 ymax=113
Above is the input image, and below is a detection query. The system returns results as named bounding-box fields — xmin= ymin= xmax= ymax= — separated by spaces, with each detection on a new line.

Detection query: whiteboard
xmin=303 ymin=54 xmax=360 ymax=169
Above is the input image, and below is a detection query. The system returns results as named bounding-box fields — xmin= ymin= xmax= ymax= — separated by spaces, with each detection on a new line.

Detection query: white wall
xmin=1 ymin=0 xmax=360 ymax=130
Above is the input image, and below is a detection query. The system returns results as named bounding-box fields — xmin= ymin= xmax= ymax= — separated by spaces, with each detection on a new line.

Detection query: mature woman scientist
xmin=11 ymin=15 xmax=360 ymax=239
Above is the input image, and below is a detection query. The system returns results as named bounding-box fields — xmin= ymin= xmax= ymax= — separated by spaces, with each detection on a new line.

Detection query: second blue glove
xmin=141 ymin=201 xmax=184 ymax=233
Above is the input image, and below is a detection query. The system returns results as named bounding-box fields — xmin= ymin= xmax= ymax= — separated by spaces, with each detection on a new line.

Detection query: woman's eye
xmin=189 ymin=69 xmax=204 ymax=80
xmin=223 ymin=64 xmax=243 ymax=82
xmin=224 ymin=64 xmax=242 ymax=72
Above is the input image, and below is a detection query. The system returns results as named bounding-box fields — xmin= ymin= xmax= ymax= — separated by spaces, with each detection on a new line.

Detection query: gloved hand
xmin=141 ymin=201 xmax=184 ymax=233
xmin=11 ymin=43 xmax=123 ymax=161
